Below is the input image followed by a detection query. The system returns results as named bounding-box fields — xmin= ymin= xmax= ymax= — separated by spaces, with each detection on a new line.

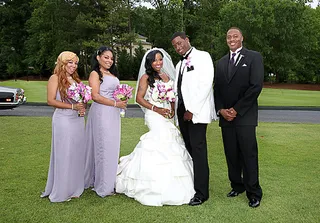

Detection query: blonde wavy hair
xmin=53 ymin=51 xmax=81 ymax=99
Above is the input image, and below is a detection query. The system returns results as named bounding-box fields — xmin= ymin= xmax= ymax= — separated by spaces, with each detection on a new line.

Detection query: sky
xmin=309 ymin=0 xmax=319 ymax=8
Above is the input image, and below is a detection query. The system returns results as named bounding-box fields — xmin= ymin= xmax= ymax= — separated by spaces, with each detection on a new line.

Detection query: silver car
xmin=0 ymin=86 xmax=27 ymax=109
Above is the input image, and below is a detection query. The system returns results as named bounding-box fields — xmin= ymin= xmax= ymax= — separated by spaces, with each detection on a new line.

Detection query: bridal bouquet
xmin=150 ymin=81 xmax=176 ymax=103
xmin=67 ymin=82 xmax=92 ymax=116
xmin=113 ymin=84 xmax=134 ymax=117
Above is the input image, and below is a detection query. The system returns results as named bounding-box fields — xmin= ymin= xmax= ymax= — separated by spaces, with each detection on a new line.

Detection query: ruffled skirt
xmin=116 ymin=109 xmax=195 ymax=206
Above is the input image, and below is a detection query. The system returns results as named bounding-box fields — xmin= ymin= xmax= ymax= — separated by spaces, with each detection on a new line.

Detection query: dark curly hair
xmin=145 ymin=50 xmax=163 ymax=88
xmin=91 ymin=46 xmax=118 ymax=83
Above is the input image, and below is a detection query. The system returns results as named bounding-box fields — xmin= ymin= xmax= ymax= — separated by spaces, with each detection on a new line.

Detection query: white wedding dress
xmin=116 ymin=80 xmax=195 ymax=206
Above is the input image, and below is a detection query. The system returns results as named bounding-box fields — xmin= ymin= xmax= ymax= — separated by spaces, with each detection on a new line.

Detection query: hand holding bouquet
xmin=149 ymin=80 xmax=176 ymax=119
xmin=113 ymin=84 xmax=134 ymax=117
xmin=67 ymin=82 xmax=92 ymax=116
xmin=150 ymin=80 xmax=176 ymax=103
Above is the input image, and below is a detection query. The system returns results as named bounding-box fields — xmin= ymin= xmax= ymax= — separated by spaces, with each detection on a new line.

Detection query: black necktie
xmin=228 ymin=52 xmax=236 ymax=79
xmin=230 ymin=52 xmax=236 ymax=64
xmin=177 ymin=49 xmax=193 ymax=107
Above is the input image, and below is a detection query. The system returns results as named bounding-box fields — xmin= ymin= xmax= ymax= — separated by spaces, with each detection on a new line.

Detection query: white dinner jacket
xmin=174 ymin=47 xmax=217 ymax=125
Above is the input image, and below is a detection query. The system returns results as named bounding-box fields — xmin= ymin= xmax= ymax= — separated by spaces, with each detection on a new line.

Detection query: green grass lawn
xmin=0 ymin=117 xmax=319 ymax=222
xmin=259 ymin=88 xmax=320 ymax=106
xmin=0 ymin=80 xmax=137 ymax=104
xmin=1 ymin=80 xmax=319 ymax=106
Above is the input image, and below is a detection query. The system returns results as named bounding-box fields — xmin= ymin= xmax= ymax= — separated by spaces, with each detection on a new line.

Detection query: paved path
xmin=1 ymin=104 xmax=320 ymax=124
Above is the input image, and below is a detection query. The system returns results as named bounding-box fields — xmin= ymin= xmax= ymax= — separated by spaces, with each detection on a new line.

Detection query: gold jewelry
xmin=102 ymin=70 xmax=111 ymax=75
xmin=114 ymin=101 xmax=117 ymax=107
xmin=151 ymin=105 xmax=155 ymax=111
xmin=71 ymin=104 xmax=74 ymax=110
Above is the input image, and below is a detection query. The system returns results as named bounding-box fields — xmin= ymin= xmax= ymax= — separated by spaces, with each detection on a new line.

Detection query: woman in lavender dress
xmin=41 ymin=51 xmax=86 ymax=202
xmin=84 ymin=46 xmax=127 ymax=197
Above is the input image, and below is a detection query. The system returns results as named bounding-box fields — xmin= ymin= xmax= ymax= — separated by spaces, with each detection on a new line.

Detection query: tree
xmin=299 ymin=5 xmax=320 ymax=83
xmin=117 ymin=49 xmax=132 ymax=80
xmin=132 ymin=42 xmax=146 ymax=80
xmin=25 ymin=0 xmax=81 ymax=78
xmin=217 ymin=0 xmax=317 ymax=83
xmin=24 ymin=0 xmax=136 ymax=78
xmin=185 ymin=0 xmax=228 ymax=61
xmin=1 ymin=0 xmax=319 ymax=82
xmin=0 ymin=0 xmax=32 ymax=80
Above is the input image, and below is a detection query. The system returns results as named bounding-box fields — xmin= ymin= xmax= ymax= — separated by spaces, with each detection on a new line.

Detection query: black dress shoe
xmin=227 ymin=190 xmax=243 ymax=197
xmin=248 ymin=198 xmax=260 ymax=208
xmin=188 ymin=197 xmax=204 ymax=206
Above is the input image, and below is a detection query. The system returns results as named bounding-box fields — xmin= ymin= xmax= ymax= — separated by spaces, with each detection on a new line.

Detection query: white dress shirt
xmin=229 ymin=47 xmax=242 ymax=65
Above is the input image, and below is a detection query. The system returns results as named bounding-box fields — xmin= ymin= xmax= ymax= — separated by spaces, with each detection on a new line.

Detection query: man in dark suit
xmin=214 ymin=27 xmax=263 ymax=208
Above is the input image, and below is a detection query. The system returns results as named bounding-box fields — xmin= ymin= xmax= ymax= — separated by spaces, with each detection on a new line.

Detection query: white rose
xmin=151 ymin=88 xmax=159 ymax=101
xmin=69 ymin=83 xmax=77 ymax=90
xmin=74 ymin=93 xmax=81 ymax=101
xmin=167 ymin=91 xmax=175 ymax=100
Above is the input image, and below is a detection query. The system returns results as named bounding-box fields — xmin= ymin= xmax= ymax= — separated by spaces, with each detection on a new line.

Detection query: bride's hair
xmin=145 ymin=50 xmax=163 ymax=88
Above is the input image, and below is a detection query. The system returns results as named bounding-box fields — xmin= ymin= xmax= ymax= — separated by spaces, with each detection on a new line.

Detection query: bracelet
xmin=114 ymin=101 xmax=117 ymax=107
xmin=71 ymin=104 xmax=74 ymax=110
xmin=151 ymin=105 xmax=155 ymax=111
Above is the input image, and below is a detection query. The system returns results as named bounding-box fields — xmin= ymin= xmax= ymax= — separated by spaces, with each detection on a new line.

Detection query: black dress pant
xmin=221 ymin=126 xmax=263 ymax=201
xmin=177 ymin=103 xmax=209 ymax=200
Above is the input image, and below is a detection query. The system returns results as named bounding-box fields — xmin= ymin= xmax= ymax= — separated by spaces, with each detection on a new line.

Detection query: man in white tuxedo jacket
xmin=171 ymin=32 xmax=217 ymax=206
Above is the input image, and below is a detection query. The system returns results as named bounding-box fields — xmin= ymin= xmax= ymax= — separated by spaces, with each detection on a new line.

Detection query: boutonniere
xmin=235 ymin=54 xmax=244 ymax=66
xmin=185 ymin=57 xmax=194 ymax=71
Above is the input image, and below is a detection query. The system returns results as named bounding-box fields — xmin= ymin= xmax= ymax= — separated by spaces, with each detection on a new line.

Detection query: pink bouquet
xmin=67 ymin=82 xmax=92 ymax=116
xmin=113 ymin=84 xmax=134 ymax=117
xmin=150 ymin=80 xmax=176 ymax=103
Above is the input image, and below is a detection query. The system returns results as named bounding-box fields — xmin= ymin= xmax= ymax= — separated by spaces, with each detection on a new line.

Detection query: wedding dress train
xmin=116 ymin=80 xmax=195 ymax=206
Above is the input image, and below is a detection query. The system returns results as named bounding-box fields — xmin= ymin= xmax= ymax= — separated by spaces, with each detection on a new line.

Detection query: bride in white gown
xmin=116 ymin=48 xmax=195 ymax=206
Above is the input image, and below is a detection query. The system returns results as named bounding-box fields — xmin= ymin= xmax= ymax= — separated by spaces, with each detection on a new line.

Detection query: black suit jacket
xmin=214 ymin=48 xmax=264 ymax=127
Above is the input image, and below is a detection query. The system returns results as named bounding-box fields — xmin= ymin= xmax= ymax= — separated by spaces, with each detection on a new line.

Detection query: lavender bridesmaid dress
xmin=41 ymin=91 xmax=85 ymax=202
xmin=84 ymin=75 xmax=121 ymax=197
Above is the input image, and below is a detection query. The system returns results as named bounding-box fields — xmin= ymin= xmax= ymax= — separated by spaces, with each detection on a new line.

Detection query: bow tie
xmin=180 ymin=56 xmax=187 ymax=61
xmin=180 ymin=48 xmax=193 ymax=61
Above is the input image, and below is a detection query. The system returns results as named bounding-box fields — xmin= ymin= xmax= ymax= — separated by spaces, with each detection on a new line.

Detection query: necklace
xmin=101 ymin=70 xmax=110 ymax=75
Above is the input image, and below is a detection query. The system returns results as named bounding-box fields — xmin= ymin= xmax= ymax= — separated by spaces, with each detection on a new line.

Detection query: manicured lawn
xmin=0 ymin=80 xmax=137 ymax=104
xmin=0 ymin=117 xmax=319 ymax=222
xmin=1 ymin=80 xmax=319 ymax=106
xmin=0 ymin=80 xmax=48 ymax=103
xmin=259 ymin=88 xmax=320 ymax=106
